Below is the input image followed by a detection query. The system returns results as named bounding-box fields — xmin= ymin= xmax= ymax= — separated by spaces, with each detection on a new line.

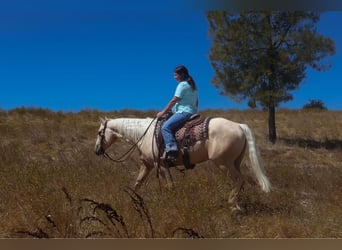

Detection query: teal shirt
xmin=174 ymin=81 xmax=198 ymax=114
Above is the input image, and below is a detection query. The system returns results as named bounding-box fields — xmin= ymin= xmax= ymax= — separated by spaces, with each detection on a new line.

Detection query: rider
xmin=156 ymin=65 xmax=198 ymax=166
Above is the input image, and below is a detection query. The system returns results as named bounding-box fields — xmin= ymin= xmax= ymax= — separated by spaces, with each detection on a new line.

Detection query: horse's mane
xmin=111 ymin=118 xmax=155 ymax=143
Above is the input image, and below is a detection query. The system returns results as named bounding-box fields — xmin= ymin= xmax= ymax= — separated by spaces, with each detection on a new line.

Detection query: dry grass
xmin=0 ymin=107 xmax=341 ymax=238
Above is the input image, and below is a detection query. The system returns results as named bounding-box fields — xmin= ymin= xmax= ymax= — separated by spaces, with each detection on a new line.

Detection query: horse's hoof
xmin=231 ymin=205 xmax=241 ymax=211
xmin=230 ymin=204 xmax=243 ymax=215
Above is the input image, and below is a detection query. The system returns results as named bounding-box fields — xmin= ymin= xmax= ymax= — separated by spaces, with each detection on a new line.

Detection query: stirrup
xmin=166 ymin=150 xmax=178 ymax=167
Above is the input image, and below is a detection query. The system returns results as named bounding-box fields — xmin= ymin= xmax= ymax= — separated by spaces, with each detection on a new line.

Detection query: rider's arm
xmin=156 ymin=96 xmax=179 ymax=118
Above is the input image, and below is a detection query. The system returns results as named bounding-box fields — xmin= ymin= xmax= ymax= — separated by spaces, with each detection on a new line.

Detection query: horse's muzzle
xmin=94 ymin=145 xmax=105 ymax=156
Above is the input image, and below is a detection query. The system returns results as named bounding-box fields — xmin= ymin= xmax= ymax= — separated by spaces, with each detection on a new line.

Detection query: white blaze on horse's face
xmin=94 ymin=122 xmax=107 ymax=155
xmin=94 ymin=119 xmax=120 ymax=156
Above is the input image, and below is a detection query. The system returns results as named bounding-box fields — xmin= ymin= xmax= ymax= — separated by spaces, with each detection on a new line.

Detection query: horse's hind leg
xmin=228 ymin=147 xmax=246 ymax=212
xmin=228 ymin=162 xmax=245 ymax=212
xmin=216 ymin=160 xmax=244 ymax=212
xmin=228 ymin=179 xmax=244 ymax=212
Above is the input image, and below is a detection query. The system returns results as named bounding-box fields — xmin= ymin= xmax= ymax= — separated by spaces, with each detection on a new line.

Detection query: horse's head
xmin=94 ymin=118 xmax=123 ymax=156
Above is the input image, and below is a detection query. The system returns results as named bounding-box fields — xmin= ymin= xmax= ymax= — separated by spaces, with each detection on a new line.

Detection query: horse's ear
xmin=99 ymin=117 xmax=106 ymax=124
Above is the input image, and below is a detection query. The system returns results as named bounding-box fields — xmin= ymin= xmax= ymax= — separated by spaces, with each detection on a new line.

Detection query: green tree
xmin=206 ymin=11 xmax=335 ymax=143
xmin=303 ymin=99 xmax=327 ymax=110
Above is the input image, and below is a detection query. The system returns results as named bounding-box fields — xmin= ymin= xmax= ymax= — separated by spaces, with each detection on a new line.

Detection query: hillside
xmin=0 ymin=108 xmax=341 ymax=238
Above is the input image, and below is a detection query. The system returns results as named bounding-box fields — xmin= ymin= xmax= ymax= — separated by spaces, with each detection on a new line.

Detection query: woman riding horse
xmin=156 ymin=65 xmax=198 ymax=166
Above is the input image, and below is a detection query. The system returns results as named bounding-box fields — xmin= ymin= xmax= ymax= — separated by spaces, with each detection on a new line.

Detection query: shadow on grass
xmin=239 ymin=200 xmax=294 ymax=217
xmin=279 ymin=138 xmax=342 ymax=150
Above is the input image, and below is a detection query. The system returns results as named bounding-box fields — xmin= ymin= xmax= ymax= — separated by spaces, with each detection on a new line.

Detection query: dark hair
xmin=174 ymin=65 xmax=197 ymax=91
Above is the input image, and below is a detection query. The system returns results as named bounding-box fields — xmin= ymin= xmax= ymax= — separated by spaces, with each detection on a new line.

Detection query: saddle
xmin=155 ymin=112 xmax=211 ymax=169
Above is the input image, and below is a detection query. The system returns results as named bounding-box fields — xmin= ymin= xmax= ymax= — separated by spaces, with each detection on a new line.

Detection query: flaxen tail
xmin=239 ymin=124 xmax=271 ymax=193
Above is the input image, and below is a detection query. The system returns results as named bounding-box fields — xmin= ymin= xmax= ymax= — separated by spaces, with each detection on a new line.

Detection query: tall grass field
xmin=0 ymin=108 xmax=341 ymax=238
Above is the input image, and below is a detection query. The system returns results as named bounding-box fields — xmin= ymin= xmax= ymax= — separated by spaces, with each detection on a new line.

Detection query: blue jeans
xmin=161 ymin=112 xmax=192 ymax=152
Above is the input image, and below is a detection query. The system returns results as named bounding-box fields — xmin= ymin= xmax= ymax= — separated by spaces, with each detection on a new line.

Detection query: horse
xmin=94 ymin=116 xmax=271 ymax=211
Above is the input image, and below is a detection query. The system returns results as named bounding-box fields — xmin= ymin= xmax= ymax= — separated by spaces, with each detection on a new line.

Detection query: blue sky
xmin=0 ymin=1 xmax=341 ymax=112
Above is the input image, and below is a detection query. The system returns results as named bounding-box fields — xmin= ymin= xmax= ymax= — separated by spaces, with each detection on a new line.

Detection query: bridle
xmin=98 ymin=120 xmax=108 ymax=150
xmin=97 ymin=118 xmax=156 ymax=163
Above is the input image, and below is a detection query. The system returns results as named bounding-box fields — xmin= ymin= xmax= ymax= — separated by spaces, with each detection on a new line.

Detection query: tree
xmin=206 ymin=11 xmax=335 ymax=143
xmin=303 ymin=99 xmax=327 ymax=110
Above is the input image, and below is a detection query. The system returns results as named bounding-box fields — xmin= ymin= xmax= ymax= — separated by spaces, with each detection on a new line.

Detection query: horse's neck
xmin=109 ymin=118 xmax=153 ymax=143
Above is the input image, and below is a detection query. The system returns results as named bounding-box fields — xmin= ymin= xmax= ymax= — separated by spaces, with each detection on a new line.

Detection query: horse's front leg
xmin=158 ymin=165 xmax=174 ymax=189
xmin=134 ymin=159 xmax=153 ymax=192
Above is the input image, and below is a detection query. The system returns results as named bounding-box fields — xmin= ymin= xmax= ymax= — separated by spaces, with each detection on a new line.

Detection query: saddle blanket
xmin=154 ymin=113 xmax=211 ymax=153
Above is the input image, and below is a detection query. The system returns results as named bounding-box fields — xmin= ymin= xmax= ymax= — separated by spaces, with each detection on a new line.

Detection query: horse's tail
xmin=239 ymin=124 xmax=271 ymax=193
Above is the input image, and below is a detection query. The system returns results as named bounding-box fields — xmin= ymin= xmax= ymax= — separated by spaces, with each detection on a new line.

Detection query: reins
xmin=103 ymin=117 xmax=156 ymax=163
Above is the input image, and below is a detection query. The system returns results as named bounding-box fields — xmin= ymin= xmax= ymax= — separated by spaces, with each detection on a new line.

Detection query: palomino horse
xmin=94 ymin=116 xmax=271 ymax=211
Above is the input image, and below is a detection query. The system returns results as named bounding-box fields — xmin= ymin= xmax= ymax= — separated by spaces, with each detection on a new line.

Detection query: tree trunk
xmin=268 ymin=103 xmax=277 ymax=143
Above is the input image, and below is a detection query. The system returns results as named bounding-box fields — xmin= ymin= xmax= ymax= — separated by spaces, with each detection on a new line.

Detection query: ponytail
xmin=186 ymin=76 xmax=197 ymax=91
xmin=174 ymin=65 xmax=197 ymax=91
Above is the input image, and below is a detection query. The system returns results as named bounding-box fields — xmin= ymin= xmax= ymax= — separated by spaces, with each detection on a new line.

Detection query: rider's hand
xmin=156 ymin=112 xmax=164 ymax=118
